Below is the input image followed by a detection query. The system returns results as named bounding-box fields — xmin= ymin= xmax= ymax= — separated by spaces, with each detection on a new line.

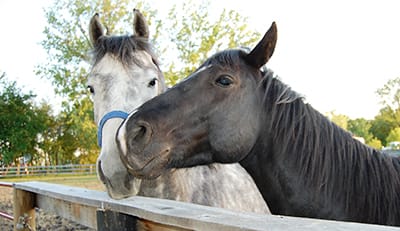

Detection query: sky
xmin=0 ymin=0 xmax=399 ymax=119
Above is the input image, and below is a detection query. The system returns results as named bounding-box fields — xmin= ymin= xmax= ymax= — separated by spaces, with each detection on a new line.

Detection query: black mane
xmin=261 ymin=72 xmax=400 ymax=225
xmin=91 ymin=35 xmax=159 ymax=68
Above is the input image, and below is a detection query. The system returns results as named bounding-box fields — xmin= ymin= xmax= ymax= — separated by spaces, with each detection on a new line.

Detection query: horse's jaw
xmin=97 ymin=160 xmax=142 ymax=199
xmin=97 ymin=118 xmax=143 ymax=199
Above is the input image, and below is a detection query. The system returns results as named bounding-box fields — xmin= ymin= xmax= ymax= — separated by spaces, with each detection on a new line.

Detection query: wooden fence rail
xmin=0 ymin=164 xmax=96 ymax=178
xmin=11 ymin=181 xmax=400 ymax=231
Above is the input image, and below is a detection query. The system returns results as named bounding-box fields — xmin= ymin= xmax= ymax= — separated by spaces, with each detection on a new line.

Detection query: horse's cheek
xmin=235 ymin=124 xmax=260 ymax=160
xmin=210 ymin=120 xmax=257 ymax=163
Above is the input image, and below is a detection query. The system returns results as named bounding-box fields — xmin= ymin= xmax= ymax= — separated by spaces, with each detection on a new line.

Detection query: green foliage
xmin=326 ymin=111 xmax=349 ymax=130
xmin=369 ymin=78 xmax=400 ymax=146
xmin=36 ymin=0 xmax=153 ymax=163
xmin=367 ymin=137 xmax=383 ymax=150
xmin=163 ymin=2 xmax=260 ymax=85
xmin=347 ymin=118 xmax=385 ymax=149
xmin=0 ymin=74 xmax=52 ymax=165
xmin=376 ymin=77 xmax=400 ymax=110
xmin=370 ymin=110 xmax=396 ymax=147
xmin=348 ymin=118 xmax=373 ymax=143
xmin=326 ymin=112 xmax=385 ymax=149
xmin=386 ymin=127 xmax=400 ymax=143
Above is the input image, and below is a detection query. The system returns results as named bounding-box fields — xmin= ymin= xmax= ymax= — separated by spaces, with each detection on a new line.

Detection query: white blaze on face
xmin=87 ymin=51 xmax=161 ymax=198
xmin=179 ymin=64 xmax=213 ymax=84
xmin=193 ymin=64 xmax=213 ymax=75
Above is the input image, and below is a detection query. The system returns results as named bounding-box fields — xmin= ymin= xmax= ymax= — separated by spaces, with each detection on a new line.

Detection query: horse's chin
xmin=105 ymin=186 xmax=136 ymax=200
xmin=105 ymin=180 xmax=141 ymax=200
xmin=100 ymin=170 xmax=142 ymax=199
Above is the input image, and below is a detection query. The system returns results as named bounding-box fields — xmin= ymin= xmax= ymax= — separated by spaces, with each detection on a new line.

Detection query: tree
xmin=371 ymin=77 xmax=400 ymax=146
xmin=162 ymin=2 xmax=260 ymax=85
xmin=347 ymin=118 xmax=386 ymax=148
xmin=36 ymin=0 xmax=260 ymax=163
xmin=347 ymin=118 xmax=373 ymax=141
xmin=326 ymin=111 xmax=349 ymax=130
xmin=386 ymin=127 xmax=400 ymax=144
xmin=376 ymin=77 xmax=400 ymax=111
xmin=367 ymin=137 xmax=383 ymax=150
xmin=36 ymin=0 xmax=147 ymax=163
xmin=370 ymin=108 xmax=396 ymax=147
xmin=0 ymin=73 xmax=51 ymax=165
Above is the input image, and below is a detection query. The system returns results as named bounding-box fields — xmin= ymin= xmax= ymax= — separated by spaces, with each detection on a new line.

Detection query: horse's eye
xmin=215 ymin=75 xmax=234 ymax=87
xmin=148 ymin=78 xmax=157 ymax=87
xmin=87 ymin=85 xmax=95 ymax=94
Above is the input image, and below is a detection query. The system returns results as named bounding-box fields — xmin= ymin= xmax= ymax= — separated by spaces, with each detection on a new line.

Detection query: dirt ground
xmin=0 ymin=177 xmax=105 ymax=231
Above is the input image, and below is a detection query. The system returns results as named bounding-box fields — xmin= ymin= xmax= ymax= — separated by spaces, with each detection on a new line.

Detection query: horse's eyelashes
xmin=215 ymin=75 xmax=234 ymax=87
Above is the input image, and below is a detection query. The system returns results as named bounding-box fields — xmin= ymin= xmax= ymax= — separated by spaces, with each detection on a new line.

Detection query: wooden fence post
xmin=13 ymin=188 xmax=36 ymax=231
xmin=96 ymin=209 xmax=187 ymax=231
xmin=96 ymin=209 xmax=137 ymax=231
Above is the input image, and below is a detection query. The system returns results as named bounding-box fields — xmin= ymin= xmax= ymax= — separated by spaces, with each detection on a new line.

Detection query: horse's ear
xmin=89 ymin=13 xmax=105 ymax=46
xmin=245 ymin=22 xmax=277 ymax=69
xmin=133 ymin=9 xmax=149 ymax=39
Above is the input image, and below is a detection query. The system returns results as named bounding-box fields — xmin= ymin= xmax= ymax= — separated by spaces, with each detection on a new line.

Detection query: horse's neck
xmin=240 ymin=135 xmax=289 ymax=214
xmin=137 ymin=163 xmax=270 ymax=214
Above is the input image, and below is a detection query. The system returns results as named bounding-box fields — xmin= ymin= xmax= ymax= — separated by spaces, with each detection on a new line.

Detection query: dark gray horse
xmin=117 ymin=22 xmax=400 ymax=226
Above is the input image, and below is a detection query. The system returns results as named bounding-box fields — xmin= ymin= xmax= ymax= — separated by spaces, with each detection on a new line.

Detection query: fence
xmin=7 ymin=181 xmax=400 ymax=231
xmin=0 ymin=182 xmax=13 ymax=222
xmin=0 ymin=164 xmax=96 ymax=178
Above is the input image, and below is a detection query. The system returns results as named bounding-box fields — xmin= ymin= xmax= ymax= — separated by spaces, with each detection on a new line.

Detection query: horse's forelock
xmin=200 ymin=49 xmax=248 ymax=70
xmin=91 ymin=35 xmax=159 ymax=68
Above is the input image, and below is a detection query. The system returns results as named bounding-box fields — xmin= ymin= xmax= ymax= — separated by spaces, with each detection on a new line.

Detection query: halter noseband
xmin=97 ymin=110 xmax=129 ymax=147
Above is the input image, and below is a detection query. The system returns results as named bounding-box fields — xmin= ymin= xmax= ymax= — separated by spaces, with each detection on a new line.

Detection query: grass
xmin=0 ymin=174 xmax=104 ymax=191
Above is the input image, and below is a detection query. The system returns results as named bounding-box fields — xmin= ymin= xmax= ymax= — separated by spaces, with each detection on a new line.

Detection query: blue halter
xmin=97 ymin=110 xmax=129 ymax=147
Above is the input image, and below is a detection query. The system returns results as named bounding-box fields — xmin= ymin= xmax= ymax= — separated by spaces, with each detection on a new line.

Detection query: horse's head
xmin=116 ymin=22 xmax=277 ymax=179
xmin=88 ymin=10 xmax=165 ymax=199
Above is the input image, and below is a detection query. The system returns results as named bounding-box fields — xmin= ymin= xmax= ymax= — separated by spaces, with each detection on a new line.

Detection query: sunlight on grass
xmin=0 ymin=175 xmax=104 ymax=191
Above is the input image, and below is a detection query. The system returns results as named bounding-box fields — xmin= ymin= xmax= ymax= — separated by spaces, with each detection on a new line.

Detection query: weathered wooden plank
xmin=13 ymin=181 xmax=400 ymax=231
xmin=14 ymin=181 xmax=103 ymax=208
xmin=13 ymin=188 xmax=36 ymax=231
xmin=136 ymin=219 xmax=191 ymax=231
xmin=35 ymin=194 xmax=98 ymax=229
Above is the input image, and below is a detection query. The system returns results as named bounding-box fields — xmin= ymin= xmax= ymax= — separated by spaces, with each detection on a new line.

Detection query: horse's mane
xmin=91 ymin=35 xmax=159 ymax=68
xmin=260 ymin=70 xmax=400 ymax=224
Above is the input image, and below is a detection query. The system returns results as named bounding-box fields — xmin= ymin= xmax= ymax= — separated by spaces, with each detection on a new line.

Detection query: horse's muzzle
xmin=117 ymin=119 xmax=153 ymax=168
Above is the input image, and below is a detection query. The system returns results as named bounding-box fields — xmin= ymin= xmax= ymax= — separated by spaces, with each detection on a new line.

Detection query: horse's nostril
xmin=123 ymin=120 xmax=153 ymax=156
xmin=133 ymin=125 xmax=147 ymax=141
xmin=131 ymin=121 xmax=152 ymax=143
xmin=117 ymin=118 xmax=154 ymax=170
